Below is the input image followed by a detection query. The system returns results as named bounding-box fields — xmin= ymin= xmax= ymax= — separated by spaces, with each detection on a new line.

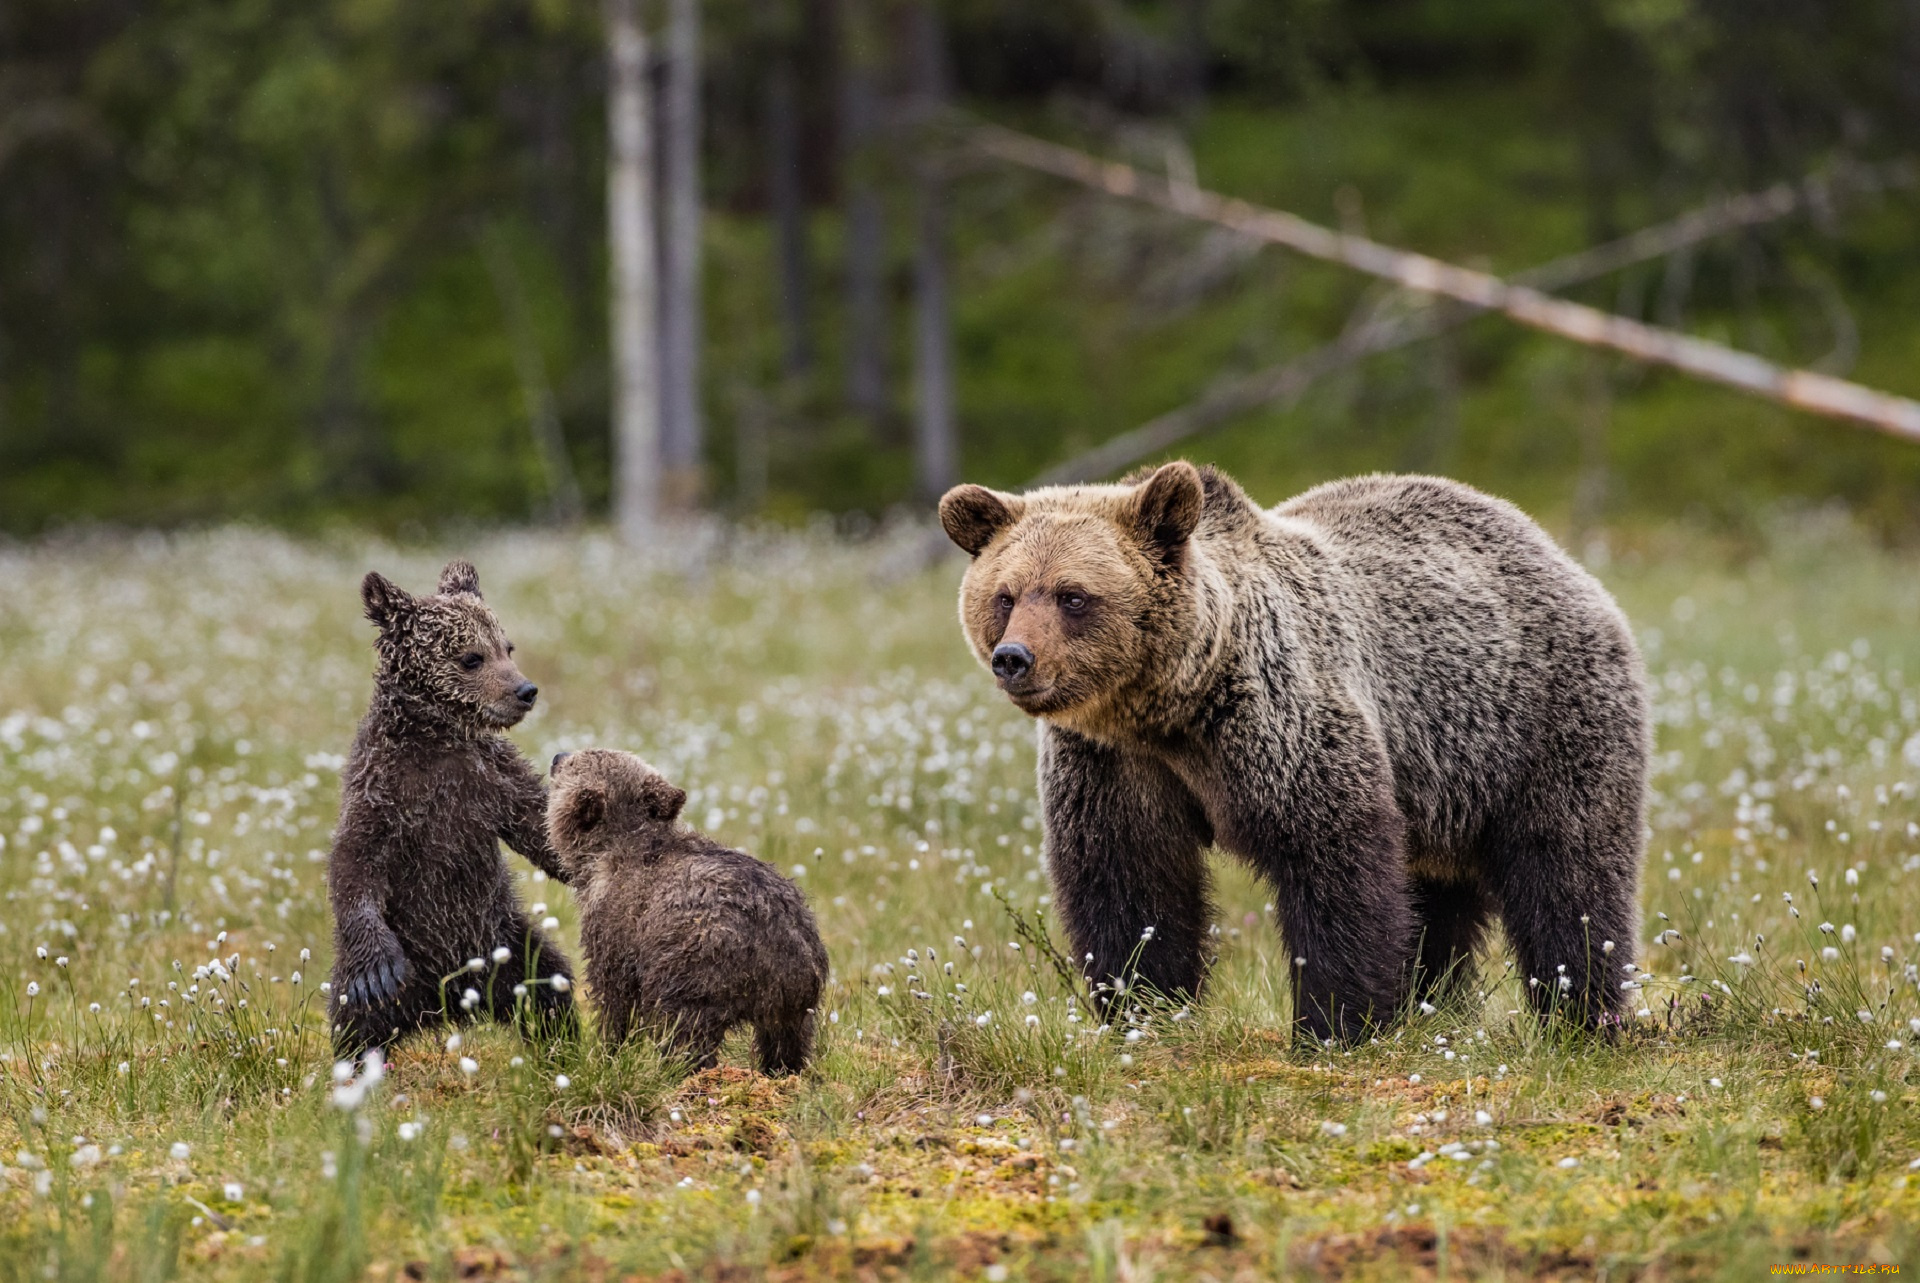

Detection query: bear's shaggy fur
xmin=328 ymin=560 xmax=575 ymax=1055
xmin=940 ymin=464 xmax=1648 ymax=1041
xmin=546 ymin=749 xmax=828 ymax=1074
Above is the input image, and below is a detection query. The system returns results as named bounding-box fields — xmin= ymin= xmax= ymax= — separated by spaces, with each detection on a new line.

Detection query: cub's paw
xmin=340 ymin=951 xmax=410 ymax=1010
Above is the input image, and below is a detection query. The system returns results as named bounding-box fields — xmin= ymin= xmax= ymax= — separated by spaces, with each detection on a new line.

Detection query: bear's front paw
xmin=342 ymin=952 xmax=410 ymax=1009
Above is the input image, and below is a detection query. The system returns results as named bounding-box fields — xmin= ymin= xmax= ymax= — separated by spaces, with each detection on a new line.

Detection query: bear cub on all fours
xmin=327 ymin=560 xmax=576 ymax=1056
xmin=546 ymin=749 xmax=828 ymax=1075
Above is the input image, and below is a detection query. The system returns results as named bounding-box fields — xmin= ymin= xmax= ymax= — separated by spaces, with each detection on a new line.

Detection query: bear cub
xmin=546 ymin=749 xmax=828 ymax=1075
xmin=328 ymin=560 xmax=575 ymax=1055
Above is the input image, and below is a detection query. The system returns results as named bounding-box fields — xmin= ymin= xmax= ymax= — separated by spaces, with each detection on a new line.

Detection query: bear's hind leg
xmin=753 ymin=1010 xmax=816 ymax=1077
xmin=331 ymin=977 xmax=443 ymax=1060
xmin=1411 ymin=876 xmax=1493 ymax=1008
xmin=659 ymin=1008 xmax=731 ymax=1072
xmin=1488 ymin=796 xmax=1640 ymax=1028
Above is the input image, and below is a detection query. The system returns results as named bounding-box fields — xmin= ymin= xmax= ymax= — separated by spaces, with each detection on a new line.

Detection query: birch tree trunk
xmin=838 ymin=0 xmax=887 ymax=423
xmin=909 ymin=0 xmax=956 ymax=501
xmin=660 ymin=0 xmax=703 ymax=509
xmin=606 ymin=0 xmax=660 ymax=540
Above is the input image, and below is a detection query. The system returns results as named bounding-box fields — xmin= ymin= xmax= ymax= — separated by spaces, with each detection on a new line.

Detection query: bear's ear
xmin=641 ymin=775 xmax=687 ymax=823
xmin=1128 ymin=461 xmax=1204 ymax=562
xmin=361 ymin=572 xmax=415 ymax=629
xmin=939 ymin=485 xmax=1024 ymax=556
xmin=438 ymin=559 xmax=481 ymax=598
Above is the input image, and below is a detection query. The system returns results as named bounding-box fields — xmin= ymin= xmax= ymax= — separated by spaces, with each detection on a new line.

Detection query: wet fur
xmin=548 ymin=750 xmax=828 ymax=1074
xmin=328 ymin=560 xmax=574 ymax=1055
xmin=942 ymin=465 xmax=1648 ymax=1042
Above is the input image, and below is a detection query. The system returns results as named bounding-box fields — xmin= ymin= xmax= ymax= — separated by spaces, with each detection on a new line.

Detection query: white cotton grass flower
xmin=554 ymin=1075 xmax=571 ymax=1090
xmin=541 ymin=917 xmax=561 ymax=932
xmin=398 ymin=1122 xmax=422 ymax=1141
xmin=466 ymin=957 xmax=486 ymax=973
xmin=222 ymin=1182 xmax=243 ymax=1202
xmin=550 ymin=975 xmax=570 ymax=992
xmin=169 ymin=1143 xmax=190 ymax=1162
xmin=491 ymin=946 xmax=512 ymax=964
xmin=1557 ymin=1157 xmax=1580 ymax=1168
xmin=1319 ymin=1121 xmax=1348 ymax=1137
xmin=459 ymin=1058 xmax=479 ymax=1076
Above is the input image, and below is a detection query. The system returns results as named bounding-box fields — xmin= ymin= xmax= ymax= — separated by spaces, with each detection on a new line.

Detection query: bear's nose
xmin=515 ymin=682 xmax=539 ymax=706
xmin=550 ymin=751 xmax=570 ymax=774
xmin=991 ymin=641 xmax=1034 ymax=686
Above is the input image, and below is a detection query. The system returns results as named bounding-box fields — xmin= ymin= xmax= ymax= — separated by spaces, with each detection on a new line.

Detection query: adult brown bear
xmin=940 ymin=463 xmax=1648 ymax=1042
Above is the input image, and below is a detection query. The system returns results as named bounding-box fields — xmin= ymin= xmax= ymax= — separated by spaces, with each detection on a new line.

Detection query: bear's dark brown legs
xmin=1267 ymin=846 xmax=1416 ymax=1043
xmin=1250 ymin=766 xmax=1417 ymax=1045
xmin=1487 ymin=797 xmax=1639 ymax=1028
xmin=330 ymin=975 xmax=450 ymax=1060
xmin=1410 ymin=876 xmax=1493 ymax=1007
xmin=596 ymin=1001 xmax=636 ymax=1048
xmin=1039 ymin=730 xmax=1214 ymax=1014
xmin=661 ymin=1009 xmax=730 ymax=1072
xmin=753 ymin=1011 xmax=815 ymax=1076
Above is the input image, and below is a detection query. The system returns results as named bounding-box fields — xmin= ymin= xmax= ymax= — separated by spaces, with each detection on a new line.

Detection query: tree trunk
xmin=838 ymin=0 xmax=887 ymax=422
xmin=909 ymin=0 xmax=957 ymax=502
xmin=661 ymin=0 xmax=704 ymax=510
xmin=606 ymin=0 xmax=661 ymax=540
xmin=768 ymin=53 xmax=813 ymax=380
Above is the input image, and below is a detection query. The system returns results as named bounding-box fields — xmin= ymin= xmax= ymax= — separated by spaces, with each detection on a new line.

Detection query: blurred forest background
xmin=4 ymin=0 xmax=1920 ymax=538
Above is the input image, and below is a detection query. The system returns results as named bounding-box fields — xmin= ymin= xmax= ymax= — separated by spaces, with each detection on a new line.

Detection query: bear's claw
xmin=344 ymin=953 xmax=409 ymax=1009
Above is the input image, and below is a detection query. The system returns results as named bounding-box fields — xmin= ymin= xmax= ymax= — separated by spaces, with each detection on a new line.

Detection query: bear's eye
xmin=506 ymin=643 xmax=515 ymax=656
xmin=458 ymin=652 xmax=485 ymax=671
xmin=1058 ymin=591 xmax=1089 ymax=614
xmin=994 ymin=591 xmax=1014 ymax=614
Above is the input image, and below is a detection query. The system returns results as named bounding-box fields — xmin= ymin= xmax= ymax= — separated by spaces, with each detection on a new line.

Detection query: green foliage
xmin=4 ymin=2 xmax=1920 ymax=533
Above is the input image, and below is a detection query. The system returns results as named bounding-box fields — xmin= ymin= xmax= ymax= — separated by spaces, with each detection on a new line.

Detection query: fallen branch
xmin=977 ymin=124 xmax=1920 ymax=447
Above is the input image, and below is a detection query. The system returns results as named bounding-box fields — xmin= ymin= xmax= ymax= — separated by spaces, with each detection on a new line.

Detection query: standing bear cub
xmin=940 ymin=464 xmax=1648 ymax=1042
xmin=328 ymin=560 xmax=575 ymax=1055
xmin=546 ymin=749 xmax=828 ymax=1075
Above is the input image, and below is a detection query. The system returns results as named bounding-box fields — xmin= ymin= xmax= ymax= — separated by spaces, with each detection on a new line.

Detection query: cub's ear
xmin=1128 ymin=461 xmax=1204 ymax=561
xmin=939 ymin=485 xmax=1024 ymax=556
xmin=642 ymin=775 xmax=687 ymax=823
xmin=361 ymin=572 xmax=415 ymax=629
xmin=557 ymin=786 xmax=605 ymax=838
xmin=438 ymin=559 xmax=481 ymax=598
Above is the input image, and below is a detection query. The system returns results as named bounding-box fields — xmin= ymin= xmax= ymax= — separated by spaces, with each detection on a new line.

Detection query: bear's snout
xmin=515 ymin=681 xmax=539 ymax=707
xmin=991 ymin=641 xmax=1035 ymax=688
xmin=550 ymin=751 xmax=570 ymax=774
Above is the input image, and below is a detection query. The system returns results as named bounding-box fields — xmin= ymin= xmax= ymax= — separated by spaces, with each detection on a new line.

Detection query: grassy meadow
xmin=1 ymin=511 xmax=1919 ymax=1280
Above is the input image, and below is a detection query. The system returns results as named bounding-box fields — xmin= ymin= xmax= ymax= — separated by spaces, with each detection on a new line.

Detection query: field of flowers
xmin=1 ymin=513 xmax=1918 ymax=1281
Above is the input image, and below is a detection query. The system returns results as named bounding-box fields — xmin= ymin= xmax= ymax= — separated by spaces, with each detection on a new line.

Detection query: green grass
xmin=1 ymin=508 xmax=1918 ymax=1280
